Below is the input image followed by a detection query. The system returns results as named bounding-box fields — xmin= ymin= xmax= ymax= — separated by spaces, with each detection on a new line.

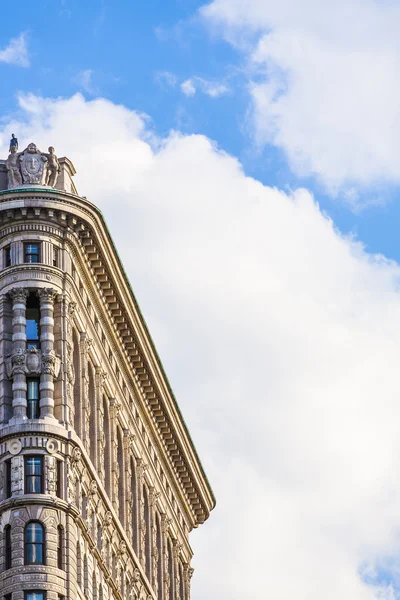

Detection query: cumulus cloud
xmin=181 ymin=76 xmax=230 ymax=97
xmin=5 ymin=94 xmax=400 ymax=599
xmin=201 ymin=0 xmax=400 ymax=196
xmin=0 ymin=33 xmax=30 ymax=67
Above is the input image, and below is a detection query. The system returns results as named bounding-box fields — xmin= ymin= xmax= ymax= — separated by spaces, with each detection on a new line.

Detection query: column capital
xmin=9 ymin=288 xmax=29 ymax=304
xmin=37 ymin=287 xmax=58 ymax=303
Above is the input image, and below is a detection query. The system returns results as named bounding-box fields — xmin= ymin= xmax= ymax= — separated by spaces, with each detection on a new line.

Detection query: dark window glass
xmin=56 ymin=460 xmax=62 ymax=499
xmin=25 ymin=522 xmax=45 ymax=565
xmin=24 ymin=592 xmax=45 ymax=600
xmin=27 ymin=379 xmax=40 ymax=419
xmin=4 ymin=246 xmax=11 ymax=268
xmin=5 ymin=459 xmax=11 ymax=499
xmin=57 ymin=526 xmax=63 ymax=569
xmin=24 ymin=243 xmax=40 ymax=264
xmin=5 ymin=525 xmax=11 ymax=569
xmin=53 ymin=247 xmax=58 ymax=267
xmin=25 ymin=457 xmax=43 ymax=494
xmin=26 ymin=294 xmax=40 ymax=350
xmin=5 ymin=594 xmax=12 ymax=600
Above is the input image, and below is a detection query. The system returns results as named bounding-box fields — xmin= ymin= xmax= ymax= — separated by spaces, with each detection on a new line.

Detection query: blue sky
xmin=5 ymin=2 xmax=400 ymax=600
xmin=4 ymin=0 xmax=400 ymax=261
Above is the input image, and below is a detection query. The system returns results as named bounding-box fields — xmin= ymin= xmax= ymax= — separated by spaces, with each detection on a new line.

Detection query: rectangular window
xmin=27 ymin=379 xmax=40 ymax=419
xmin=56 ymin=460 xmax=62 ymax=499
xmin=25 ymin=457 xmax=43 ymax=494
xmin=24 ymin=243 xmax=40 ymax=264
xmin=24 ymin=592 xmax=45 ymax=600
xmin=26 ymin=294 xmax=40 ymax=349
xmin=53 ymin=246 xmax=58 ymax=267
xmin=4 ymin=245 xmax=11 ymax=268
xmin=5 ymin=459 xmax=11 ymax=499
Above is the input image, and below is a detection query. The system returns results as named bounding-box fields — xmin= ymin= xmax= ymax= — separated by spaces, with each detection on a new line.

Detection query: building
xmin=0 ymin=141 xmax=215 ymax=600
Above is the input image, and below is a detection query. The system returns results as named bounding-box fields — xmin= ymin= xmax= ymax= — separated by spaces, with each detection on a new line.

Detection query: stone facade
xmin=0 ymin=146 xmax=215 ymax=600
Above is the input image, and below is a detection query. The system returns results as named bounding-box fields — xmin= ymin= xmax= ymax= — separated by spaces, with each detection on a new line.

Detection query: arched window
xmin=25 ymin=522 xmax=45 ymax=565
xmin=4 ymin=525 xmax=11 ymax=570
xmin=117 ymin=428 xmax=124 ymax=526
xmin=57 ymin=525 xmax=64 ymax=570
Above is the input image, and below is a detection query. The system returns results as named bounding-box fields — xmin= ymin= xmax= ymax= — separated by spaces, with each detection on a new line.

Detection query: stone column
xmin=38 ymin=288 xmax=58 ymax=419
xmin=9 ymin=288 xmax=29 ymax=420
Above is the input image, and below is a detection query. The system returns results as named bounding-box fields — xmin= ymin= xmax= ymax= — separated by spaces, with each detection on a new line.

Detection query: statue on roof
xmin=9 ymin=134 xmax=18 ymax=153
xmin=6 ymin=144 xmax=22 ymax=189
xmin=45 ymin=146 xmax=60 ymax=187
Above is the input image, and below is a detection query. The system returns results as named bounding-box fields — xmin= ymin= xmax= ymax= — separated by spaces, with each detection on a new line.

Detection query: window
xmin=24 ymin=592 xmax=45 ymax=600
xmin=24 ymin=243 xmax=40 ymax=264
xmin=25 ymin=457 xmax=43 ymax=494
xmin=5 ymin=594 xmax=12 ymax=600
xmin=52 ymin=246 xmax=58 ymax=267
xmin=5 ymin=459 xmax=11 ymax=499
xmin=26 ymin=294 xmax=40 ymax=349
xmin=25 ymin=522 xmax=45 ymax=565
xmin=56 ymin=460 xmax=62 ymax=499
xmin=4 ymin=525 xmax=11 ymax=570
xmin=57 ymin=526 xmax=63 ymax=570
xmin=4 ymin=245 xmax=11 ymax=268
xmin=27 ymin=379 xmax=40 ymax=419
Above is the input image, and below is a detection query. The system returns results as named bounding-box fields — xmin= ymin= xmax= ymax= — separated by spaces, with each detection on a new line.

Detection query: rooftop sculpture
xmin=5 ymin=137 xmax=60 ymax=190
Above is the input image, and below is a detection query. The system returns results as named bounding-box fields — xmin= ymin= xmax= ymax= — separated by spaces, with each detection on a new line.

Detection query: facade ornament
xmin=118 ymin=541 xmax=127 ymax=556
xmin=104 ymin=511 xmax=113 ymax=526
xmin=37 ymin=287 xmax=58 ymax=303
xmin=41 ymin=350 xmax=61 ymax=377
xmin=71 ymin=447 xmax=82 ymax=463
xmin=89 ymin=480 xmax=98 ymax=496
xmin=20 ymin=143 xmax=48 ymax=185
xmin=133 ymin=568 xmax=140 ymax=583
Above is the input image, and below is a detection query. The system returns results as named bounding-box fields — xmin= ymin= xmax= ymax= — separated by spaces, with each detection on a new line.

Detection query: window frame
xmin=26 ymin=378 xmax=40 ymax=419
xmin=24 ymin=456 xmax=43 ymax=494
xmin=24 ymin=242 xmax=41 ymax=264
xmin=5 ymin=459 xmax=11 ymax=499
xmin=4 ymin=525 xmax=11 ymax=570
xmin=24 ymin=592 xmax=46 ymax=600
xmin=24 ymin=521 xmax=45 ymax=566
xmin=4 ymin=245 xmax=11 ymax=268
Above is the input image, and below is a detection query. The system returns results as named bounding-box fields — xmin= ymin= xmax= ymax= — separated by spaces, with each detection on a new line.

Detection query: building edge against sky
xmin=0 ymin=140 xmax=215 ymax=600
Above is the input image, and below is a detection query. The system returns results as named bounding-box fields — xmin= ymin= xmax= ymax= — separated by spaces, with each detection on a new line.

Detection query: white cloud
xmin=155 ymin=70 xmax=178 ymax=89
xmin=181 ymin=76 xmax=230 ymax=98
xmin=181 ymin=78 xmax=197 ymax=96
xmin=201 ymin=0 xmax=400 ymax=197
xmin=0 ymin=33 xmax=29 ymax=67
xmin=5 ymin=93 xmax=400 ymax=599
xmin=74 ymin=69 xmax=97 ymax=95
